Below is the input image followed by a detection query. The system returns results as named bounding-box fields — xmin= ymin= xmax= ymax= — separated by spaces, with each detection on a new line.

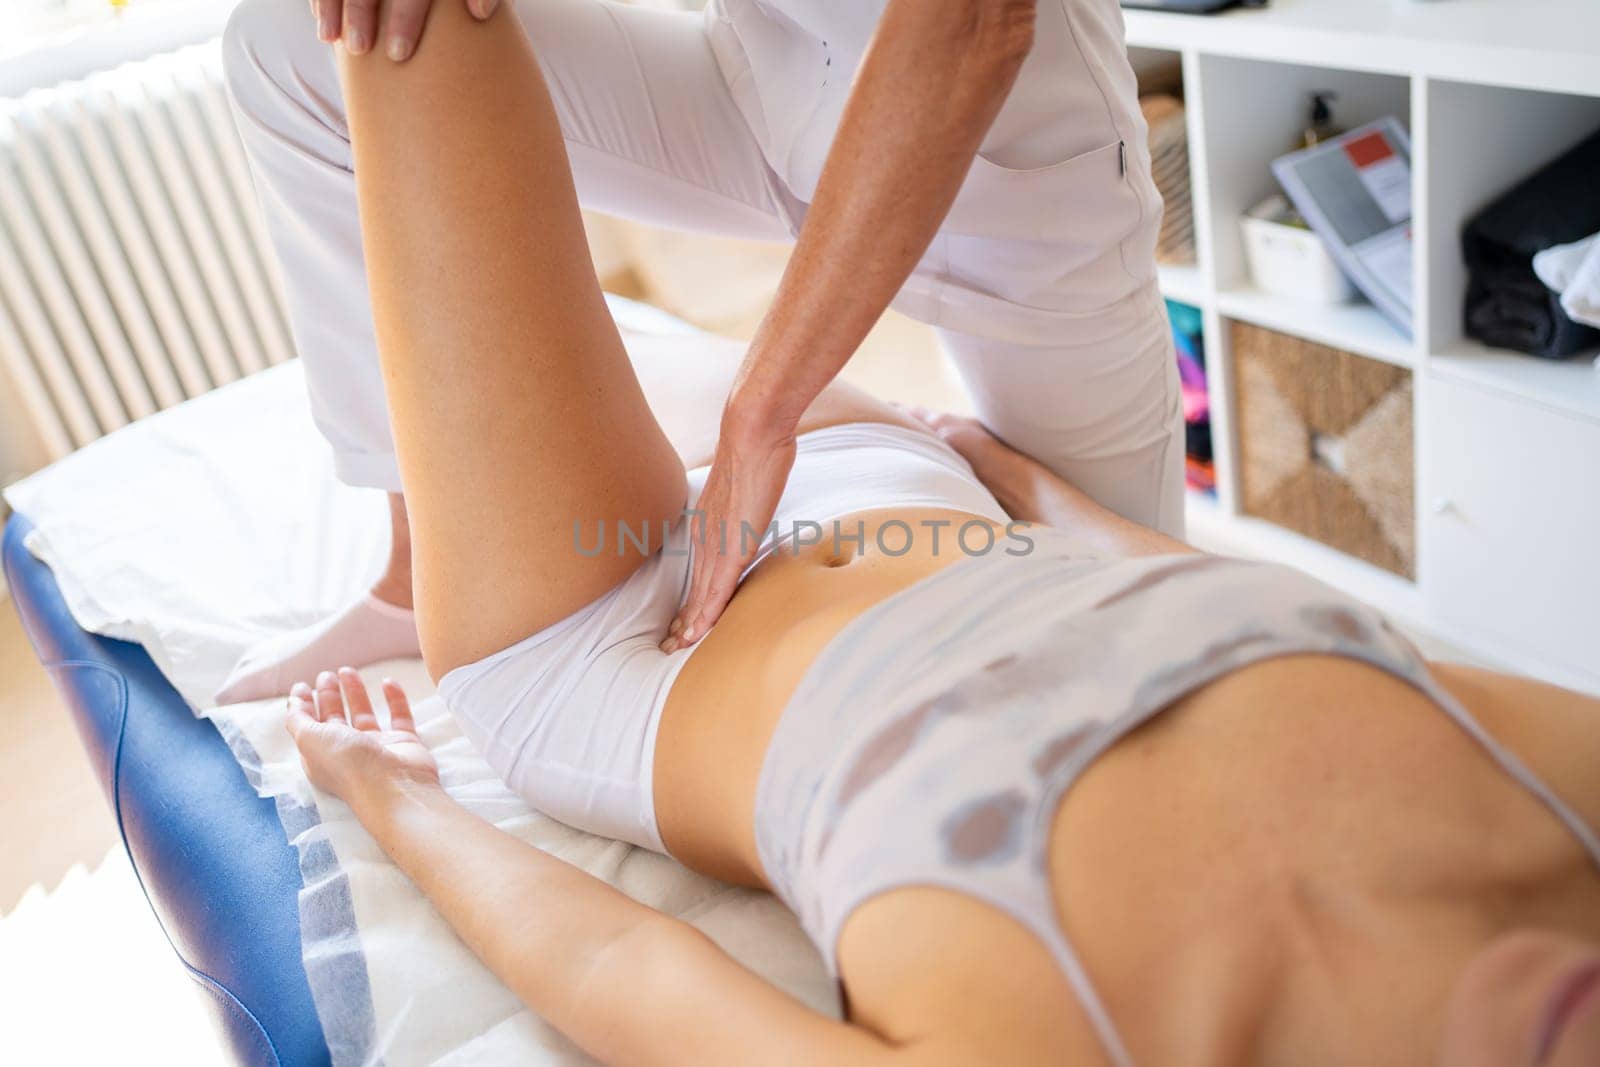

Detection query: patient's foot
xmin=215 ymin=591 xmax=421 ymax=705
xmin=215 ymin=492 xmax=421 ymax=705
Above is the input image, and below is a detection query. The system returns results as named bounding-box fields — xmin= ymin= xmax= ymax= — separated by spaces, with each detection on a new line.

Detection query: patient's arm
xmin=908 ymin=408 xmax=1197 ymax=558
xmin=288 ymin=672 xmax=909 ymax=1067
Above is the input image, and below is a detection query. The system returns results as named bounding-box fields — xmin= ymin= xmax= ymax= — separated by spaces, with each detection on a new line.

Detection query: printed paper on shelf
xmin=1355 ymin=226 xmax=1413 ymax=315
xmin=1271 ymin=118 xmax=1415 ymax=337
xmin=1344 ymin=131 xmax=1412 ymax=225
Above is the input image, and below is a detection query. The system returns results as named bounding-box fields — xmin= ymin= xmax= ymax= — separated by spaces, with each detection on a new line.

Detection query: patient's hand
xmin=905 ymin=405 xmax=1198 ymax=558
xmin=903 ymin=406 xmax=1044 ymax=518
xmin=287 ymin=669 xmax=440 ymax=805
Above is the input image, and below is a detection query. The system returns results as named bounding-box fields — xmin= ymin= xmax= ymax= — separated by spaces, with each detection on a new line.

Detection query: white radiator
xmin=0 ymin=40 xmax=292 ymax=461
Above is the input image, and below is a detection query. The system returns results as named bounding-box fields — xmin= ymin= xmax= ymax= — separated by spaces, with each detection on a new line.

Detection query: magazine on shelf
xmin=1271 ymin=117 xmax=1414 ymax=338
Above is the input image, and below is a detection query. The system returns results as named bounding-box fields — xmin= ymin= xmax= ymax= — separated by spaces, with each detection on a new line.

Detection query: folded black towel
xmin=1462 ymin=125 xmax=1600 ymax=359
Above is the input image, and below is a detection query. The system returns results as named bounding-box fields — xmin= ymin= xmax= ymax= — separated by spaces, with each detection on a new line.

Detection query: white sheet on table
xmin=3 ymin=302 xmax=836 ymax=1065
xmin=216 ymin=662 xmax=831 ymax=1067
xmin=5 ymin=362 xmax=389 ymax=711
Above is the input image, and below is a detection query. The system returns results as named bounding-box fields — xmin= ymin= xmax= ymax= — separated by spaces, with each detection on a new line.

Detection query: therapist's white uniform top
xmin=223 ymin=0 xmax=1184 ymax=536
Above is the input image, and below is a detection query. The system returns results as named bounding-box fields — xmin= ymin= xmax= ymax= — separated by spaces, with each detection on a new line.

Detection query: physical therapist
xmin=217 ymin=0 xmax=1181 ymax=698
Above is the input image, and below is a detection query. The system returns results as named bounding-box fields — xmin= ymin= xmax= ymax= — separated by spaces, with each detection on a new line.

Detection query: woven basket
xmin=1142 ymin=94 xmax=1195 ymax=267
xmin=1233 ymin=323 xmax=1415 ymax=578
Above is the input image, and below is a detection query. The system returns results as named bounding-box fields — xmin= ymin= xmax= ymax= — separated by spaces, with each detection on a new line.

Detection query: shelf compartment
xmin=1217 ymin=286 xmax=1414 ymax=367
xmin=1422 ymin=375 xmax=1600 ymax=693
xmin=1195 ymin=55 xmax=1412 ymax=302
xmin=1167 ymin=298 xmax=1215 ymax=496
xmin=1419 ymin=79 xmax=1600 ymax=359
xmin=1157 ymin=263 xmax=1207 ymax=307
xmin=1429 ymin=341 xmax=1600 ymax=425
xmin=1231 ymin=321 xmax=1416 ymax=580
xmin=1185 ymin=487 xmax=1220 ymax=517
xmin=1131 ymin=47 xmax=1201 ymax=284
xmin=1121 ymin=2 xmax=1600 ymax=99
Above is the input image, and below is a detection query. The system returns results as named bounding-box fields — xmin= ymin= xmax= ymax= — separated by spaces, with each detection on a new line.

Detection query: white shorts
xmin=436 ymin=422 xmax=1008 ymax=850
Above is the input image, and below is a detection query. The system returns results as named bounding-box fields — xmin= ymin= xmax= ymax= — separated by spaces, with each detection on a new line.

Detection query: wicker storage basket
xmin=1142 ymin=94 xmax=1195 ymax=267
xmin=1232 ymin=322 xmax=1415 ymax=578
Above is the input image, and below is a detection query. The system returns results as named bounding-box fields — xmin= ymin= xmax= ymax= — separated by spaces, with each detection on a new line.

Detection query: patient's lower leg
xmin=216 ymin=494 xmax=419 ymax=704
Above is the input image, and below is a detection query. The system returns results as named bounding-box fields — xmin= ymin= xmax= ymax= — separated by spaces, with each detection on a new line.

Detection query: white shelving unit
xmin=1124 ymin=0 xmax=1600 ymax=693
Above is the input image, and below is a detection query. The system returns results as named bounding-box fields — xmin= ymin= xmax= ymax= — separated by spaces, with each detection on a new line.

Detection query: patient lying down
xmin=289 ymin=402 xmax=1600 ymax=1067
xmin=276 ymin=6 xmax=1600 ymax=1065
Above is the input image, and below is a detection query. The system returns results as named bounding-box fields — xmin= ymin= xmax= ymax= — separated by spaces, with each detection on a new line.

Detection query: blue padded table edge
xmin=3 ymin=513 xmax=330 ymax=1067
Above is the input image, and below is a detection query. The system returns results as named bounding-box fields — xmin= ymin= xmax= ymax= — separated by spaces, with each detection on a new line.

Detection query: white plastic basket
xmin=1241 ymin=194 xmax=1357 ymax=304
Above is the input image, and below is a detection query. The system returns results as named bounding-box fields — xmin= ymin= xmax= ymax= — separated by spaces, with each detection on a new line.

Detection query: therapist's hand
xmin=312 ymin=0 xmax=497 ymax=62
xmin=663 ymin=410 xmax=797 ymax=653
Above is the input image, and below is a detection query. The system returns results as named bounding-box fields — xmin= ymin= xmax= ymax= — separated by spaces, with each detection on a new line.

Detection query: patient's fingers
xmin=286 ymin=684 xmax=317 ymax=739
xmin=339 ymin=667 xmax=380 ymax=730
xmin=382 ymin=679 xmax=416 ymax=734
xmin=901 ymin=403 xmax=957 ymax=436
xmin=897 ymin=402 xmax=932 ymax=425
xmin=314 ymin=670 xmax=347 ymax=724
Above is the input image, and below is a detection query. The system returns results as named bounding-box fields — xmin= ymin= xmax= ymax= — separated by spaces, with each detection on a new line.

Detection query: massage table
xmin=4 ymin=512 xmax=330 ymax=1066
xmin=0 ymin=296 xmax=830 ymax=1067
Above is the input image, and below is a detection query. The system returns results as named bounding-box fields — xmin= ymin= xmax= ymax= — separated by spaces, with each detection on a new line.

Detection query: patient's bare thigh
xmin=339 ymin=5 xmax=686 ymax=679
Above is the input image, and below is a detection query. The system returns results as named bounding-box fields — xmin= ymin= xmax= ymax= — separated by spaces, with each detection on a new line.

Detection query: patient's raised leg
xmin=338 ymin=2 xmax=687 ymax=679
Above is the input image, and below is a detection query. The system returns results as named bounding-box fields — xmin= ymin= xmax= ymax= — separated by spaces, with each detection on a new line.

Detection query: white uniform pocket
xmin=945 ymin=139 xmax=1144 ymax=247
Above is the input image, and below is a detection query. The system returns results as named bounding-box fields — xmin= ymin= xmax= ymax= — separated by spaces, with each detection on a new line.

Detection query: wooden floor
xmin=0 ymin=595 xmax=117 ymax=916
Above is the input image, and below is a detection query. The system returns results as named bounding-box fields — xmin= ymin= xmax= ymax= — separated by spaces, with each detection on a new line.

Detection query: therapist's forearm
xmin=728 ymin=0 xmax=1037 ymax=434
